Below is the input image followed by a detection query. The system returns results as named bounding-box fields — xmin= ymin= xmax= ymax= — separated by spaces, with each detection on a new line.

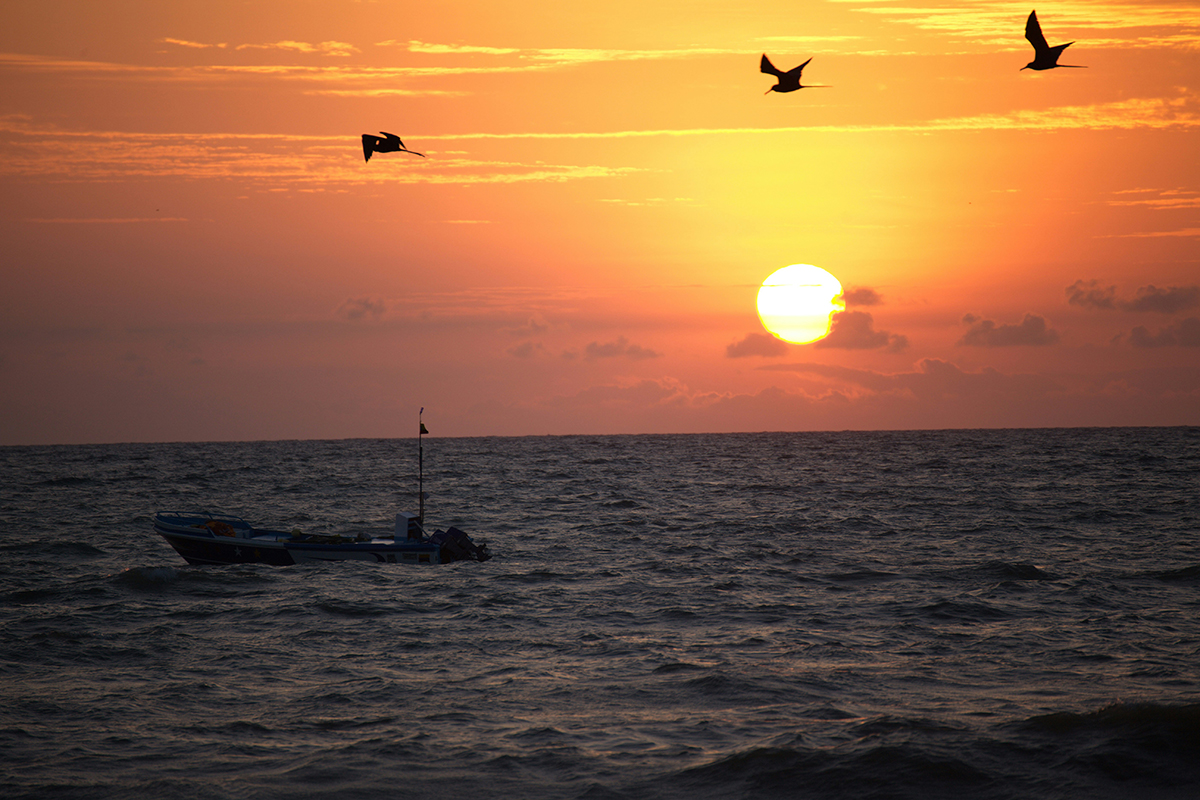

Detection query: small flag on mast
xmin=420 ymin=422 xmax=429 ymax=435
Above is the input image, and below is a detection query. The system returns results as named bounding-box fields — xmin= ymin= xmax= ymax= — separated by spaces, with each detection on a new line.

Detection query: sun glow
xmin=756 ymin=264 xmax=844 ymax=344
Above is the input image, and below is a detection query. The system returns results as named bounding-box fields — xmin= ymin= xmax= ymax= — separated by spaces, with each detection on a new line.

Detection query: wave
xmin=664 ymin=742 xmax=993 ymax=800
xmin=646 ymin=705 xmax=1200 ymax=799
xmin=603 ymin=499 xmax=639 ymax=509
xmin=1015 ymin=703 xmax=1200 ymax=789
xmin=113 ymin=566 xmax=181 ymax=588
xmin=1022 ymin=701 xmax=1200 ymax=739
xmin=313 ymin=599 xmax=391 ymax=618
xmin=970 ymin=561 xmax=1054 ymax=581
xmin=825 ymin=569 xmax=898 ymax=582
xmin=1153 ymin=564 xmax=1200 ymax=582
xmin=33 ymin=475 xmax=96 ymax=487
xmin=0 ymin=541 xmax=106 ymax=557
xmin=915 ymin=598 xmax=1015 ymax=622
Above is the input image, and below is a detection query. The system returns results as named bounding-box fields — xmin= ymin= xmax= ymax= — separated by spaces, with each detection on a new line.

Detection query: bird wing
xmin=760 ymin=54 xmax=785 ymax=77
xmin=361 ymin=134 xmax=376 ymax=162
xmin=1025 ymin=11 xmax=1049 ymax=52
xmin=785 ymin=57 xmax=812 ymax=77
xmin=381 ymin=132 xmax=402 ymax=145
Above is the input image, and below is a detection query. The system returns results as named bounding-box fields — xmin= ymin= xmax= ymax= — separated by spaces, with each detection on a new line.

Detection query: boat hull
xmin=153 ymin=513 xmax=444 ymax=566
xmin=157 ymin=529 xmax=298 ymax=566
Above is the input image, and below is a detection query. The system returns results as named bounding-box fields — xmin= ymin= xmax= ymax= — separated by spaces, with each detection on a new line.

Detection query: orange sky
xmin=2 ymin=0 xmax=1198 ymax=444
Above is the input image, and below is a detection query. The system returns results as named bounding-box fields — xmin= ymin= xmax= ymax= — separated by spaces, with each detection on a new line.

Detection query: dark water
xmin=2 ymin=428 xmax=1199 ymax=799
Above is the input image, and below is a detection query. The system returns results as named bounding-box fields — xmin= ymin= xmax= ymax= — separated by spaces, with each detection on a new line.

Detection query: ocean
xmin=2 ymin=428 xmax=1198 ymax=799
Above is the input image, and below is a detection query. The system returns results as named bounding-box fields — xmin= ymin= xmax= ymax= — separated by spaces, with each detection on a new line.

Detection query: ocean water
xmin=2 ymin=428 xmax=1199 ymax=799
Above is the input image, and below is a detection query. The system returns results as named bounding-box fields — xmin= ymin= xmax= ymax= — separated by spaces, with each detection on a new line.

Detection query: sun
xmin=757 ymin=264 xmax=844 ymax=344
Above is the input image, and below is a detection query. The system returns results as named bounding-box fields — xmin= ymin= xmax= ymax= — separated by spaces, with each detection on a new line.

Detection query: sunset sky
xmin=2 ymin=0 xmax=1198 ymax=444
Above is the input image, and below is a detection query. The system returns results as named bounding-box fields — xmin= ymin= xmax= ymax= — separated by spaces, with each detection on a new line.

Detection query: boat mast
xmin=418 ymin=407 xmax=426 ymax=523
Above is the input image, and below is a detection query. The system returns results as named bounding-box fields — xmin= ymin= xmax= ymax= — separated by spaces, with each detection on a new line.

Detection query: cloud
xmin=1123 ymin=285 xmax=1200 ymax=314
xmin=335 ymin=297 xmax=387 ymax=321
xmin=400 ymin=41 xmax=520 ymax=55
xmin=1129 ymin=317 xmax=1200 ymax=348
xmin=0 ymin=120 xmax=644 ymax=186
xmin=160 ymin=38 xmax=227 ymax=50
xmin=505 ymin=316 xmax=550 ymax=337
xmin=7 ymin=52 xmax=1198 ymax=133
xmin=24 ymin=217 xmax=188 ymax=224
xmin=160 ymin=38 xmax=357 ymax=56
xmin=761 ymin=358 xmax=1061 ymax=399
xmin=842 ymin=287 xmax=882 ymax=307
xmin=508 ymin=341 xmax=549 ymax=359
xmin=548 ymin=377 xmax=684 ymax=410
xmin=4 ymin=53 xmax=1200 ymax=135
xmin=925 ymin=97 xmax=1200 ymax=134
xmin=1106 ymin=188 xmax=1200 ymax=210
xmin=1109 ymin=228 xmax=1200 ymax=238
xmin=584 ymin=336 xmax=660 ymax=360
xmin=399 ymin=41 xmax=740 ymax=65
xmin=756 ymin=36 xmax=863 ymax=44
xmin=424 ymin=98 xmax=1200 ymax=138
xmin=838 ymin=3 xmax=1200 ymax=50
xmin=814 ymin=311 xmax=908 ymax=352
xmin=1066 ymin=279 xmax=1117 ymax=310
xmin=235 ymin=41 xmax=360 ymax=57
xmin=1066 ymin=280 xmax=1200 ymax=313
xmin=382 ymin=285 xmax=598 ymax=323
xmin=726 ymin=333 xmax=789 ymax=358
xmin=497 ymin=356 xmax=1197 ymax=435
xmin=305 ymin=88 xmax=466 ymax=97
xmin=958 ymin=313 xmax=1059 ymax=347
xmin=597 ymin=196 xmax=697 ymax=208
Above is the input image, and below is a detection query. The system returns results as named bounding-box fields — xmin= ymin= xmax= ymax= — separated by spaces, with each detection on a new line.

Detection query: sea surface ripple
xmin=2 ymin=428 xmax=1199 ymax=798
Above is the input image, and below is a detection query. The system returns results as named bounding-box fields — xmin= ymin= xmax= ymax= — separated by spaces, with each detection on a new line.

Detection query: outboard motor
xmin=430 ymin=527 xmax=491 ymax=562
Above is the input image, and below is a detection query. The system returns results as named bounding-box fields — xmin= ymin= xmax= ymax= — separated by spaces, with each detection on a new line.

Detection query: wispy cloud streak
xmin=3 ymin=94 xmax=1196 ymax=185
xmin=25 ymin=217 xmax=189 ymax=223
xmin=832 ymin=1 xmax=1200 ymax=49
xmin=0 ymin=119 xmax=642 ymax=185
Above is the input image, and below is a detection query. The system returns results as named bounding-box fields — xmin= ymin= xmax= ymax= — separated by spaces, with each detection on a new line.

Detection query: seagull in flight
xmin=1022 ymin=10 xmax=1085 ymax=71
xmin=760 ymin=55 xmax=829 ymax=93
xmin=362 ymin=132 xmax=425 ymax=162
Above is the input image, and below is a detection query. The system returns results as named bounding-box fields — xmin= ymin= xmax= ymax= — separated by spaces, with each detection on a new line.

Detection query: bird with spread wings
xmin=760 ymin=55 xmax=829 ymax=93
xmin=1022 ymin=10 xmax=1086 ymax=71
xmin=362 ymin=132 xmax=425 ymax=162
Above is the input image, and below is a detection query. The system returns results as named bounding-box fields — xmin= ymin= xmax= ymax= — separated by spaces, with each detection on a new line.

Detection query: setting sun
xmin=756 ymin=265 xmax=845 ymax=344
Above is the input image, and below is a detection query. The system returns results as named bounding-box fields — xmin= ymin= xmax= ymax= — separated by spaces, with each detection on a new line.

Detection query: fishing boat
xmin=153 ymin=510 xmax=489 ymax=566
xmin=152 ymin=409 xmax=491 ymax=566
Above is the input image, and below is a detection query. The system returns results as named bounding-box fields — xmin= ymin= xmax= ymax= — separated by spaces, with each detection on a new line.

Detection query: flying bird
xmin=1022 ymin=10 xmax=1085 ymax=71
xmin=760 ymin=55 xmax=829 ymax=93
xmin=362 ymin=132 xmax=425 ymax=162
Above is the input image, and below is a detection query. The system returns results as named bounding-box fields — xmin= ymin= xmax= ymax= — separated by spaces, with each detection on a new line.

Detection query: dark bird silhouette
xmin=761 ymin=54 xmax=829 ymax=93
xmin=362 ymin=132 xmax=425 ymax=162
xmin=1022 ymin=11 xmax=1085 ymax=70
